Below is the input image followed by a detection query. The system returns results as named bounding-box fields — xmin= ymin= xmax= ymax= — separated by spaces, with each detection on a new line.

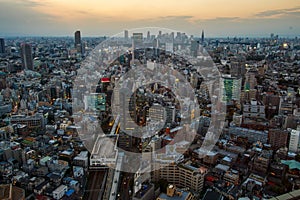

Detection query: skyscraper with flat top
xmin=124 ymin=30 xmax=129 ymax=40
xmin=74 ymin=30 xmax=82 ymax=53
xmin=0 ymin=38 xmax=5 ymax=54
xmin=21 ymin=43 xmax=33 ymax=70
xmin=75 ymin=30 xmax=81 ymax=46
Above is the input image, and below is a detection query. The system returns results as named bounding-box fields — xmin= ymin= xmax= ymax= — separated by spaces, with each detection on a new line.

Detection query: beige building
xmin=153 ymin=161 xmax=207 ymax=192
xmin=223 ymin=170 xmax=239 ymax=185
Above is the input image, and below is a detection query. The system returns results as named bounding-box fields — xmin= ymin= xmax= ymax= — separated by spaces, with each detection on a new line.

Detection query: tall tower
xmin=0 ymin=38 xmax=5 ymax=54
xmin=21 ymin=43 xmax=33 ymax=70
xmin=201 ymin=30 xmax=204 ymax=44
xmin=124 ymin=30 xmax=129 ymax=40
xmin=74 ymin=30 xmax=82 ymax=53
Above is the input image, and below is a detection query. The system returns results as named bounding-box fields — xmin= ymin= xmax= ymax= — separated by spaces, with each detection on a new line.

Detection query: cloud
xmin=0 ymin=1 xmax=299 ymax=37
xmin=0 ymin=1 xmax=61 ymax=36
xmin=157 ymin=16 xmax=194 ymax=20
xmin=196 ymin=17 xmax=240 ymax=23
xmin=15 ymin=0 xmax=48 ymax=7
xmin=255 ymin=6 xmax=300 ymax=18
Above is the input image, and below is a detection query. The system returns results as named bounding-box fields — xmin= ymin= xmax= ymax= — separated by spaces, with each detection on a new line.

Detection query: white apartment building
xmin=289 ymin=129 xmax=300 ymax=153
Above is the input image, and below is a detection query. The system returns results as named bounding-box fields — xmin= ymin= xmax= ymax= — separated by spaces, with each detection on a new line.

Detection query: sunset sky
xmin=0 ymin=0 xmax=299 ymax=37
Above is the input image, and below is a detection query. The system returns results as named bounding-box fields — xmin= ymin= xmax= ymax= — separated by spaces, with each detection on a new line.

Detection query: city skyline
xmin=0 ymin=0 xmax=299 ymax=37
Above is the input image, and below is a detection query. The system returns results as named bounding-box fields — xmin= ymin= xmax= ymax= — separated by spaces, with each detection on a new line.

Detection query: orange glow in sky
xmin=0 ymin=0 xmax=299 ymax=36
xmin=34 ymin=0 xmax=300 ymax=21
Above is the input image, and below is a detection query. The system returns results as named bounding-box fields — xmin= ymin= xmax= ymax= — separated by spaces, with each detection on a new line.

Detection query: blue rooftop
xmin=66 ymin=189 xmax=74 ymax=197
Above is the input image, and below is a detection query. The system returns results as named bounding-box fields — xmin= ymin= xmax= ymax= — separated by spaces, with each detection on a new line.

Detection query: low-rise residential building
xmin=52 ymin=184 xmax=68 ymax=200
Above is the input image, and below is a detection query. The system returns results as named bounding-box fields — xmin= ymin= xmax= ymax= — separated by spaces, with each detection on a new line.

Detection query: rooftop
xmin=281 ymin=160 xmax=300 ymax=170
xmin=158 ymin=190 xmax=191 ymax=200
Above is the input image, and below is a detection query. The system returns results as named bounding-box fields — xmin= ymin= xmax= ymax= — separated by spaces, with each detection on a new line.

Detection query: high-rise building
xmin=244 ymin=72 xmax=257 ymax=90
xmin=262 ymin=93 xmax=280 ymax=119
xmin=132 ymin=33 xmax=143 ymax=47
xmin=268 ymin=129 xmax=288 ymax=150
xmin=74 ymin=30 xmax=81 ymax=46
xmin=279 ymin=96 xmax=294 ymax=115
xmin=201 ymin=30 xmax=204 ymax=44
xmin=0 ymin=38 xmax=5 ymax=54
xmin=124 ymin=30 xmax=129 ymax=40
xmin=148 ymin=103 xmax=166 ymax=124
xmin=165 ymin=106 xmax=176 ymax=125
xmin=74 ymin=30 xmax=82 ymax=53
xmin=221 ymin=76 xmax=242 ymax=103
xmin=289 ymin=129 xmax=300 ymax=153
xmin=84 ymin=93 xmax=106 ymax=112
xmin=191 ymin=40 xmax=199 ymax=57
xmin=21 ymin=43 xmax=33 ymax=70
xmin=120 ymin=88 xmax=136 ymax=130
xmin=158 ymin=30 xmax=162 ymax=38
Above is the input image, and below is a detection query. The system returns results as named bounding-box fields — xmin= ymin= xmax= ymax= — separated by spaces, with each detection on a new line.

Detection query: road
xmin=118 ymin=173 xmax=134 ymax=200
xmin=84 ymin=169 xmax=107 ymax=200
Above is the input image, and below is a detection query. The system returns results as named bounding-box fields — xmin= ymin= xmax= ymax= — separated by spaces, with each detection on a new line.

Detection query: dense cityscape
xmin=0 ymin=28 xmax=299 ymax=200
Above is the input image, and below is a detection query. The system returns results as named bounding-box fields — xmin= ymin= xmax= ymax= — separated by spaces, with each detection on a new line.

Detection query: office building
xmin=74 ymin=30 xmax=82 ymax=53
xmin=119 ymin=87 xmax=136 ymax=130
xmin=279 ymin=96 xmax=294 ymax=115
xmin=191 ymin=40 xmax=199 ymax=57
xmin=148 ymin=103 xmax=166 ymax=124
xmin=10 ymin=114 xmax=45 ymax=130
xmin=153 ymin=161 xmax=207 ymax=192
xmin=165 ymin=106 xmax=176 ymax=125
xmin=221 ymin=76 xmax=242 ymax=103
xmin=0 ymin=38 xmax=5 ymax=54
xmin=268 ymin=129 xmax=288 ymax=150
xmin=133 ymin=33 xmax=143 ymax=48
xmin=21 ymin=43 xmax=33 ymax=70
xmin=84 ymin=93 xmax=106 ymax=112
xmin=118 ymin=131 xmax=133 ymax=150
xmin=74 ymin=30 xmax=81 ymax=46
xmin=262 ymin=93 xmax=280 ymax=119
xmin=0 ymin=95 xmax=12 ymax=117
xmin=124 ymin=30 xmax=129 ymax=40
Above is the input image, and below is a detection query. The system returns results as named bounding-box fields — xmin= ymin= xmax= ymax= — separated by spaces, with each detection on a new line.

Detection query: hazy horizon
xmin=0 ymin=0 xmax=299 ymax=38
